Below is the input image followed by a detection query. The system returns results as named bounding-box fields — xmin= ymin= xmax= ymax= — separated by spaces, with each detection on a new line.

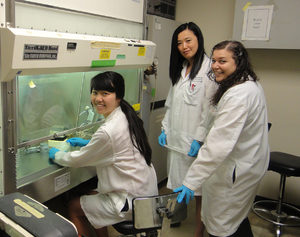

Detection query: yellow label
xmin=14 ymin=199 xmax=44 ymax=219
xmin=91 ymin=41 xmax=121 ymax=49
xmin=243 ymin=2 xmax=252 ymax=11
xmin=99 ymin=49 xmax=111 ymax=59
xmin=138 ymin=47 xmax=146 ymax=56
xmin=132 ymin=103 xmax=140 ymax=111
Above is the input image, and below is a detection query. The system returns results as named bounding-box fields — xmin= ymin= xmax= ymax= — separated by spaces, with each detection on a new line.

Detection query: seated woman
xmin=49 ymin=71 xmax=158 ymax=237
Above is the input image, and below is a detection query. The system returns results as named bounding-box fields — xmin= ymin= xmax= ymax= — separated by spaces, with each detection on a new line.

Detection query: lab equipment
xmin=79 ymin=106 xmax=95 ymax=127
xmin=0 ymin=192 xmax=77 ymax=237
xmin=0 ymin=27 xmax=156 ymax=203
xmin=0 ymin=28 xmax=156 ymax=82
xmin=113 ymin=192 xmax=186 ymax=237
xmin=146 ymin=15 xmax=182 ymax=183
xmin=48 ymin=137 xmax=71 ymax=152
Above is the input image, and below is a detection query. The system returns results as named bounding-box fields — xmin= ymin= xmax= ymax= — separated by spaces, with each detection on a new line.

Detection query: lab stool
xmin=252 ymin=151 xmax=300 ymax=237
xmin=113 ymin=192 xmax=185 ymax=237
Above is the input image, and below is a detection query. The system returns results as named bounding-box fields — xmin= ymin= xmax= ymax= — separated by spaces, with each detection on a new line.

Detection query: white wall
xmin=176 ymin=0 xmax=300 ymax=205
xmin=176 ymin=0 xmax=235 ymax=53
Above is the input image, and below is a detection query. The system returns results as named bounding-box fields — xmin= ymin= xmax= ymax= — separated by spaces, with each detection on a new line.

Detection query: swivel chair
xmin=113 ymin=192 xmax=185 ymax=237
xmin=252 ymin=151 xmax=300 ymax=237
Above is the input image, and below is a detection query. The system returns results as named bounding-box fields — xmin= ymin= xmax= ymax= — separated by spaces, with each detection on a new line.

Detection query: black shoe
xmin=170 ymin=222 xmax=181 ymax=228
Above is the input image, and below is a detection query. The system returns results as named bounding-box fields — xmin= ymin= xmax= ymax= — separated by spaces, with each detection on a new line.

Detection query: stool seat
xmin=113 ymin=221 xmax=158 ymax=236
xmin=113 ymin=221 xmax=136 ymax=235
xmin=269 ymin=152 xmax=300 ymax=176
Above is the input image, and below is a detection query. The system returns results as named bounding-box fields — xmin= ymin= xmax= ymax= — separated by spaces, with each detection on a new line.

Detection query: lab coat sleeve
xmin=182 ymin=92 xmax=248 ymax=191
xmin=161 ymin=86 xmax=173 ymax=135
xmin=194 ymin=78 xmax=218 ymax=142
xmin=54 ymin=128 xmax=113 ymax=168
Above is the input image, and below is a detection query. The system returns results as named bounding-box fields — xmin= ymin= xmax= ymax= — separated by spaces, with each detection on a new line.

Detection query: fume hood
xmin=0 ymin=27 xmax=156 ymax=203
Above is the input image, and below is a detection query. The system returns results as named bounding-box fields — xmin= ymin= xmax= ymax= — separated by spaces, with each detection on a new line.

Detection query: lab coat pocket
xmin=109 ymin=192 xmax=130 ymax=218
xmin=183 ymin=78 xmax=203 ymax=106
xmin=232 ymin=165 xmax=237 ymax=184
xmin=222 ymin=161 xmax=237 ymax=188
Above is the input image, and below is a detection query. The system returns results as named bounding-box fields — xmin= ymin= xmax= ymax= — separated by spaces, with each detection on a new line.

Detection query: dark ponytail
xmin=90 ymin=71 xmax=152 ymax=166
xmin=119 ymin=100 xmax=152 ymax=165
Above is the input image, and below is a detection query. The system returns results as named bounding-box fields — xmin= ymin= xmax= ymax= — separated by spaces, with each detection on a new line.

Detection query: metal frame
xmin=15 ymin=0 xmax=143 ymax=25
xmin=1 ymin=80 xmax=17 ymax=195
xmin=0 ymin=0 xmax=15 ymax=28
xmin=252 ymin=173 xmax=300 ymax=237
xmin=113 ymin=193 xmax=183 ymax=237
xmin=14 ymin=0 xmax=144 ymax=40
xmin=0 ymin=75 xmax=99 ymax=203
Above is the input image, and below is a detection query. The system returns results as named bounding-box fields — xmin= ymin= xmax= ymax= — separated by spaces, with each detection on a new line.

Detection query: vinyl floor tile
xmin=109 ymin=185 xmax=300 ymax=237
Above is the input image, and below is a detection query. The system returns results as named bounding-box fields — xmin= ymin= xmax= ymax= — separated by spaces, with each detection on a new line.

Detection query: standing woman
xmin=49 ymin=71 xmax=158 ymax=237
xmin=175 ymin=41 xmax=269 ymax=237
xmin=158 ymin=22 xmax=217 ymax=237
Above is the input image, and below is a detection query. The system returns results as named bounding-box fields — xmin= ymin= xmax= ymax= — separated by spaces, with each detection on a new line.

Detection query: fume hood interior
xmin=0 ymin=27 xmax=155 ymax=203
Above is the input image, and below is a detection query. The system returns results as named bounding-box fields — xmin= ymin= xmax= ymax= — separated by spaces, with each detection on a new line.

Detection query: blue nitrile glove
xmin=158 ymin=130 xmax=167 ymax=147
xmin=173 ymin=185 xmax=194 ymax=204
xmin=188 ymin=140 xmax=202 ymax=157
xmin=67 ymin=137 xmax=90 ymax=147
xmin=49 ymin=147 xmax=60 ymax=164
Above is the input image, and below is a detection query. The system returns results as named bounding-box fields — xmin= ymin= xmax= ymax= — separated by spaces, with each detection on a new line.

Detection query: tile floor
xmin=106 ymin=185 xmax=300 ymax=237
xmin=107 ymin=201 xmax=300 ymax=237
xmin=45 ymin=180 xmax=300 ymax=237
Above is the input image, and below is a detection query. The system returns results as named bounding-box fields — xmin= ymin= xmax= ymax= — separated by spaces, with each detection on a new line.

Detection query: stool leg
xmin=276 ymin=225 xmax=281 ymax=237
xmin=276 ymin=174 xmax=286 ymax=215
xmin=274 ymin=174 xmax=286 ymax=237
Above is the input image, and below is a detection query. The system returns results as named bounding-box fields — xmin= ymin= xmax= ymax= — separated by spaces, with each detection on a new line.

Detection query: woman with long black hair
xmin=49 ymin=71 xmax=158 ymax=237
xmin=158 ymin=22 xmax=217 ymax=237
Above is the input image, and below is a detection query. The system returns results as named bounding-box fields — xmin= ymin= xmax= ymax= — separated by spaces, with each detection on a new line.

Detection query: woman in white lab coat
xmin=49 ymin=71 xmax=158 ymax=237
xmin=175 ymin=40 xmax=269 ymax=237
xmin=158 ymin=22 xmax=217 ymax=237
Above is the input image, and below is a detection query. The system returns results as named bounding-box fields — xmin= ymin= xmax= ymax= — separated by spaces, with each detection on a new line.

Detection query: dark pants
xmin=209 ymin=218 xmax=253 ymax=237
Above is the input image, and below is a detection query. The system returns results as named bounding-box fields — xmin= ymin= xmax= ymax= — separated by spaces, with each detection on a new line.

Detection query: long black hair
xmin=90 ymin=71 xmax=152 ymax=166
xmin=169 ymin=22 xmax=205 ymax=85
xmin=208 ymin=40 xmax=258 ymax=105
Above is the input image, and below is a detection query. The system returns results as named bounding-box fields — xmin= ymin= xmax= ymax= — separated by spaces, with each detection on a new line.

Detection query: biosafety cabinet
xmin=0 ymin=27 xmax=156 ymax=203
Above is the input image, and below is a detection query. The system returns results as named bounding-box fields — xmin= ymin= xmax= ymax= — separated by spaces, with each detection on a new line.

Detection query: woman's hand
xmin=173 ymin=185 xmax=194 ymax=204
xmin=67 ymin=138 xmax=90 ymax=147
xmin=49 ymin=147 xmax=60 ymax=164
xmin=158 ymin=130 xmax=167 ymax=147
xmin=188 ymin=140 xmax=202 ymax=157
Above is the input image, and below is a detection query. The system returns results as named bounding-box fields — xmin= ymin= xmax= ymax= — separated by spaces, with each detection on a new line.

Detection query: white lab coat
xmin=162 ymin=55 xmax=217 ymax=194
xmin=183 ymin=80 xmax=269 ymax=236
xmin=54 ymin=106 xmax=158 ymax=226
